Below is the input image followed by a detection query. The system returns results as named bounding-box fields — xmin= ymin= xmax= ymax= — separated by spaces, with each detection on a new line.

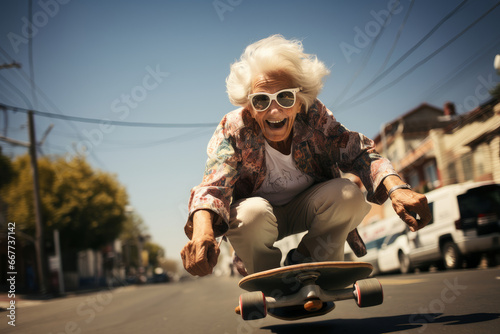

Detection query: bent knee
xmin=313 ymin=178 xmax=365 ymax=208
xmin=235 ymin=197 xmax=274 ymax=221
xmin=338 ymin=178 xmax=365 ymax=202
xmin=228 ymin=197 xmax=278 ymax=245
xmin=230 ymin=197 xmax=277 ymax=229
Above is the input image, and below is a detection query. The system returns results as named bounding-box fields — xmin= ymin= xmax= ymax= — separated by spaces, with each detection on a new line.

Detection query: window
xmin=408 ymin=171 xmax=419 ymax=189
xmin=427 ymin=202 xmax=434 ymax=225
xmin=461 ymin=153 xmax=473 ymax=181
xmin=447 ymin=162 xmax=457 ymax=184
xmin=365 ymin=237 xmax=386 ymax=250
xmin=457 ymin=185 xmax=500 ymax=234
xmin=424 ymin=161 xmax=439 ymax=188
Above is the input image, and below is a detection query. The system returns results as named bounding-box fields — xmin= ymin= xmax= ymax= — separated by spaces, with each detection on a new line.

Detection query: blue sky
xmin=1 ymin=0 xmax=499 ymax=260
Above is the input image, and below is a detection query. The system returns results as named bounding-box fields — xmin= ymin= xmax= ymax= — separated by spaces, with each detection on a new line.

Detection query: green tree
xmin=144 ymin=242 xmax=165 ymax=267
xmin=0 ymin=152 xmax=14 ymax=188
xmin=1 ymin=154 xmax=129 ymax=250
xmin=119 ymin=211 xmax=148 ymax=268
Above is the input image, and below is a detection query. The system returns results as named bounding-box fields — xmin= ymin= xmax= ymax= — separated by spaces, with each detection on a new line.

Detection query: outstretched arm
xmin=181 ymin=210 xmax=220 ymax=276
xmin=383 ymin=175 xmax=431 ymax=232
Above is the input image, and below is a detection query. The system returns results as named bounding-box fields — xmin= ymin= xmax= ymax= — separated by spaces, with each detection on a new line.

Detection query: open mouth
xmin=266 ymin=118 xmax=287 ymax=129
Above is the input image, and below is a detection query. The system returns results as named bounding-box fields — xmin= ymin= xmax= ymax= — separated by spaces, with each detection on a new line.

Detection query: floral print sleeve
xmin=185 ymin=114 xmax=242 ymax=239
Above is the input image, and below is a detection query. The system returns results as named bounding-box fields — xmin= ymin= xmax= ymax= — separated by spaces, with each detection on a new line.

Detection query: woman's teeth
xmin=267 ymin=119 xmax=287 ymax=129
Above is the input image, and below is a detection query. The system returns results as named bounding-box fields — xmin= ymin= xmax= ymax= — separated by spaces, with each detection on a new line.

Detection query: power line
xmin=332 ymin=0 xmax=401 ymax=106
xmin=419 ymin=37 xmax=500 ymax=103
xmin=28 ymin=0 xmax=39 ymax=109
xmin=337 ymin=1 xmax=499 ymax=112
xmin=0 ymin=47 xmax=125 ymax=168
xmin=335 ymin=0 xmax=470 ymax=111
xmin=0 ymin=75 xmax=33 ymax=108
xmin=0 ymin=82 xmax=20 ymax=106
xmin=0 ymin=103 xmax=220 ymax=128
xmin=0 ymin=46 xmax=95 ymax=134
xmin=374 ymin=0 xmax=415 ymax=76
xmin=94 ymin=128 xmax=214 ymax=151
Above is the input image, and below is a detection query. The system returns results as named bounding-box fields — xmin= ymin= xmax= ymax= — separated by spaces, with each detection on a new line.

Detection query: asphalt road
xmin=1 ymin=267 xmax=499 ymax=334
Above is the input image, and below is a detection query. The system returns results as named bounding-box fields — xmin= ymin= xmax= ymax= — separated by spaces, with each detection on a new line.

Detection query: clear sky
xmin=1 ymin=0 xmax=499 ymax=261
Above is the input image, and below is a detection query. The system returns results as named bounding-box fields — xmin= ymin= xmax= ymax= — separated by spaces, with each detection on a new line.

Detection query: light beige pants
xmin=225 ymin=178 xmax=371 ymax=274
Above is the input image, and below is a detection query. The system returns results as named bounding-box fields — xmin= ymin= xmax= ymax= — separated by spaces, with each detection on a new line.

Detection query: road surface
xmin=1 ymin=267 xmax=499 ymax=333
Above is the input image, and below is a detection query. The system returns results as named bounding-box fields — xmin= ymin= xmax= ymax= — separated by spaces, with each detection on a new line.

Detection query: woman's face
xmin=249 ymin=72 xmax=302 ymax=148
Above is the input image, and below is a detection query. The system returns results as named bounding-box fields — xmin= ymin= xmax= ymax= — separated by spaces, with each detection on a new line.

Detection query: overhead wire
xmin=0 ymin=81 xmax=21 ymax=106
xmin=336 ymin=1 xmax=499 ymax=112
xmin=0 ymin=74 xmax=33 ymax=108
xmin=0 ymin=103 xmax=220 ymax=128
xmin=335 ymin=0 xmax=471 ymax=111
xmin=373 ymin=0 xmax=415 ymax=76
xmin=331 ymin=0 xmax=401 ymax=106
xmin=28 ymin=0 xmax=38 ymax=109
xmin=419 ymin=37 xmax=500 ymax=103
xmin=95 ymin=128 xmax=214 ymax=151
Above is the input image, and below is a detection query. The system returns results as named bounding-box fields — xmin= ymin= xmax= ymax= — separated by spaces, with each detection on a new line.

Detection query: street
xmin=1 ymin=267 xmax=499 ymax=334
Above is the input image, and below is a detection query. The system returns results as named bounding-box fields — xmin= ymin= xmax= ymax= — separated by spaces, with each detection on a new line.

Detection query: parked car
xmin=406 ymin=181 xmax=500 ymax=270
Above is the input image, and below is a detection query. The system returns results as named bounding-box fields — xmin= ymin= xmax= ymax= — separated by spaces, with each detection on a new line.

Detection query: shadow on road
xmin=261 ymin=313 xmax=500 ymax=333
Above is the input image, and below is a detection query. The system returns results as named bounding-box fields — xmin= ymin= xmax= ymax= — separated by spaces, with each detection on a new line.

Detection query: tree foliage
xmin=0 ymin=153 xmax=14 ymax=188
xmin=144 ymin=241 xmax=165 ymax=267
xmin=1 ymin=154 xmax=129 ymax=250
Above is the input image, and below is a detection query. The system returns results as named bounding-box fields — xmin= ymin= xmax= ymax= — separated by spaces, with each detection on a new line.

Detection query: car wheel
xmin=442 ymin=242 xmax=463 ymax=270
xmin=398 ymin=252 xmax=411 ymax=274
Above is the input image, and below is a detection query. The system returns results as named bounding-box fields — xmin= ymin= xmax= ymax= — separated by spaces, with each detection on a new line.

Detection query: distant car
xmin=152 ymin=267 xmax=169 ymax=283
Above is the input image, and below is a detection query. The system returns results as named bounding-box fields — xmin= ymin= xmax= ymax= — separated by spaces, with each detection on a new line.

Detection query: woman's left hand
xmin=390 ymin=189 xmax=431 ymax=232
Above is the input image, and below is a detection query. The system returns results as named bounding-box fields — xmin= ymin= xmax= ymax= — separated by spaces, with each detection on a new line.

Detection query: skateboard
xmin=235 ymin=261 xmax=383 ymax=321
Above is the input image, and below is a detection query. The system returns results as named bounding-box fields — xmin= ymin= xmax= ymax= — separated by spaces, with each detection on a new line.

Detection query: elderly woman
xmin=181 ymin=35 xmax=431 ymax=277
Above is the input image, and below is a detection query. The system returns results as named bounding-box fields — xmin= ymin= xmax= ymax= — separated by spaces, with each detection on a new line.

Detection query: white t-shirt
xmin=254 ymin=141 xmax=314 ymax=206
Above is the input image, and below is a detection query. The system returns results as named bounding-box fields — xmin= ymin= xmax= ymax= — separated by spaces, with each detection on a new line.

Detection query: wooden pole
xmin=28 ymin=110 xmax=47 ymax=294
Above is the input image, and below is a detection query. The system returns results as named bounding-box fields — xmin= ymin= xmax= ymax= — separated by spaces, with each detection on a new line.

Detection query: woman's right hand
xmin=180 ymin=210 xmax=220 ymax=276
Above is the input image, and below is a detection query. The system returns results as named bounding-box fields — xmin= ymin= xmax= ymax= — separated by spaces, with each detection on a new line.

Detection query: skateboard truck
xmin=236 ymin=276 xmax=383 ymax=320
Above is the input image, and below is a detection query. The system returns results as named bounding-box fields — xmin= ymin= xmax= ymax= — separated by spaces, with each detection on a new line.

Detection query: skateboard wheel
xmin=239 ymin=291 xmax=267 ymax=320
xmin=354 ymin=278 xmax=383 ymax=307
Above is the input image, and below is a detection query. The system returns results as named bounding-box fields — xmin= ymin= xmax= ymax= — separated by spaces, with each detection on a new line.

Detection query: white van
xmin=406 ymin=181 xmax=500 ymax=270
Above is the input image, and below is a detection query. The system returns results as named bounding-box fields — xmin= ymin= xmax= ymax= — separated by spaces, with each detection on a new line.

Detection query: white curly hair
xmin=226 ymin=34 xmax=330 ymax=112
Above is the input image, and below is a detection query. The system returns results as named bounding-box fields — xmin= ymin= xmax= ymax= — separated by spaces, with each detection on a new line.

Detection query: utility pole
xmin=28 ymin=110 xmax=48 ymax=295
xmin=0 ymin=61 xmax=49 ymax=294
xmin=1 ymin=111 xmax=51 ymax=295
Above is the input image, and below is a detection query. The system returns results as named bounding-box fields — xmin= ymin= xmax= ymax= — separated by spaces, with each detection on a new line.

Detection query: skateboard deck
xmin=235 ymin=261 xmax=383 ymax=321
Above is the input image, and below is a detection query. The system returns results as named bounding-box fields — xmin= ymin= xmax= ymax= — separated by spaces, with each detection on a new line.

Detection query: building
xmin=374 ymin=102 xmax=457 ymax=193
xmin=365 ymin=98 xmax=500 ymax=224
xmin=431 ymin=100 xmax=500 ymax=187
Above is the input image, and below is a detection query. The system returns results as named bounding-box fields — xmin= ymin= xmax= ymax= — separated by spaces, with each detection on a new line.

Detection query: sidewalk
xmin=0 ymin=293 xmax=48 ymax=309
xmin=0 ymin=284 xmax=139 ymax=310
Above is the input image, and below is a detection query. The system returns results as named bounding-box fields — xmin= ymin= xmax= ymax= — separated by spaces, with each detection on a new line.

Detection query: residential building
xmin=364 ymin=98 xmax=500 ymax=225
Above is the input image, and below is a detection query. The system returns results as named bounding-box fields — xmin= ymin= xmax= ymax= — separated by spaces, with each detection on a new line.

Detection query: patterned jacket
xmin=185 ymin=100 xmax=398 ymax=255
